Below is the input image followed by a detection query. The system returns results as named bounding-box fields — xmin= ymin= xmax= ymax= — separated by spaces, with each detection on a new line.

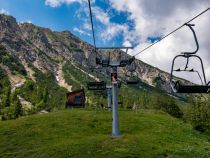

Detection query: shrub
xmin=154 ymin=95 xmax=183 ymax=118
xmin=11 ymin=92 xmax=23 ymax=118
xmin=186 ymin=96 xmax=210 ymax=132
xmin=0 ymin=46 xmax=27 ymax=76
xmin=1 ymin=107 xmax=16 ymax=120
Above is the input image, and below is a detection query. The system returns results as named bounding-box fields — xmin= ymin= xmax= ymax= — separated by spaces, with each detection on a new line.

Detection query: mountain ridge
xmin=1 ymin=14 xmax=174 ymax=91
xmin=0 ymin=13 xmax=187 ymax=119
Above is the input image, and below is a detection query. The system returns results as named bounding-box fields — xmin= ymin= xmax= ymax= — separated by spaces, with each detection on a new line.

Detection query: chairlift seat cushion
xmin=119 ymin=60 xmax=129 ymax=67
xmin=126 ymin=80 xmax=139 ymax=85
xmin=173 ymin=81 xmax=210 ymax=93
xmin=87 ymin=81 xmax=106 ymax=90
xmin=102 ymin=60 xmax=109 ymax=67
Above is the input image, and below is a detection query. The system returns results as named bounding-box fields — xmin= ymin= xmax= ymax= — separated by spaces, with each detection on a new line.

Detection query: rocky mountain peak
xmin=0 ymin=14 xmax=20 ymax=35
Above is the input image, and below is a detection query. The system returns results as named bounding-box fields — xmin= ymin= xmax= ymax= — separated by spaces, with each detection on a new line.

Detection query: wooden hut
xmin=66 ymin=89 xmax=85 ymax=108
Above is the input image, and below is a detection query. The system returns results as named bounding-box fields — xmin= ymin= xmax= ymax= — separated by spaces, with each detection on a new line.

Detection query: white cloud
xmin=100 ymin=23 xmax=128 ymax=41
xmin=73 ymin=27 xmax=91 ymax=36
xmin=123 ymin=40 xmax=132 ymax=47
xmin=64 ymin=1 xmax=130 ymax=43
xmin=91 ymin=6 xmax=129 ymax=42
xmin=0 ymin=8 xmax=9 ymax=15
xmin=83 ymin=21 xmax=91 ymax=30
xmin=19 ymin=20 xmax=32 ymax=24
xmin=109 ymin=0 xmax=210 ymax=84
xmin=45 ymin=0 xmax=83 ymax=7
xmin=92 ymin=7 xmax=110 ymax=25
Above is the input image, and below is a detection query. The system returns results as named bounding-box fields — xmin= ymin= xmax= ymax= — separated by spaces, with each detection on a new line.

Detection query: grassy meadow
xmin=0 ymin=109 xmax=210 ymax=158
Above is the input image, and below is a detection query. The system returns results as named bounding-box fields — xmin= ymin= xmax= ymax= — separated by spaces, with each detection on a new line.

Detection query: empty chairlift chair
xmin=86 ymin=68 xmax=107 ymax=90
xmin=87 ymin=81 xmax=106 ymax=90
xmin=84 ymin=54 xmax=107 ymax=91
xmin=170 ymin=23 xmax=210 ymax=93
xmin=125 ymin=72 xmax=139 ymax=85
xmin=125 ymin=58 xmax=139 ymax=85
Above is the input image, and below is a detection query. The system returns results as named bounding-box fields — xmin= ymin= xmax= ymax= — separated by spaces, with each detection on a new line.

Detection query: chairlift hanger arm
xmin=182 ymin=23 xmax=199 ymax=55
xmin=184 ymin=57 xmax=189 ymax=70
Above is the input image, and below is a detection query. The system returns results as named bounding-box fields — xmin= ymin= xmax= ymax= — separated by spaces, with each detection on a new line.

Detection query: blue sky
xmin=0 ymin=0 xmax=133 ymax=47
xmin=0 ymin=0 xmax=89 ymax=40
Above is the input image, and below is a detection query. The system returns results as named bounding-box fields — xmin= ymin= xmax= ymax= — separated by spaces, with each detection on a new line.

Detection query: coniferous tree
xmin=43 ymin=86 xmax=49 ymax=103
xmin=11 ymin=92 xmax=23 ymax=118
xmin=2 ymin=86 xmax=11 ymax=108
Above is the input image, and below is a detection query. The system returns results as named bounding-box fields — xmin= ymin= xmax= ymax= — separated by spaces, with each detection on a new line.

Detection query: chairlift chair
xmin=99 ymin=51 xmax=110 ymax=67
xmin=87 ymin=81 xmax=106 ymax=90
xmin=95 ymin=48 xmax=111 ymax=67
xmin=86 ymin=69 xmax=107 ymax=90
xmin=85 ymin=54 xmax=107 ymax=91
xmin=170 ymin=23 xmax=210 ymax=93
xmin=125 ymin=58 xmax=139 ymax=85
xmin=125 ymin=73 xmax=139 ymax=85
